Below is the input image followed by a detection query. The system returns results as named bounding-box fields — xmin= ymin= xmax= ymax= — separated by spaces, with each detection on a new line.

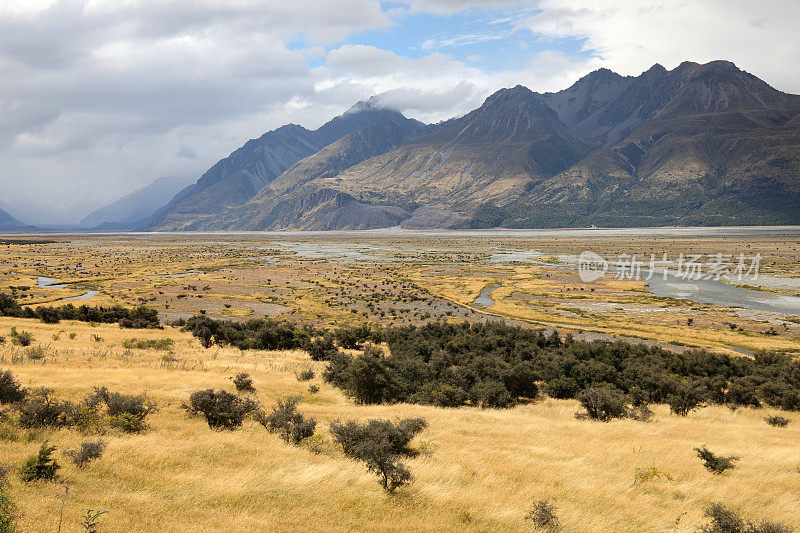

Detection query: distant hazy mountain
xmin=149 ymin=60 xmax=800 ymax=231
xmin=0 ymin=207 xmax=29 ymax=231
xmin=80 ymin=175 xmax=195 ymax=229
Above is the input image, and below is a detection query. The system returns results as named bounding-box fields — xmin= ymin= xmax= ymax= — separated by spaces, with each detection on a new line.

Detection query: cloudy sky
xmin=1 ymin=0 xmax=799 ymax=224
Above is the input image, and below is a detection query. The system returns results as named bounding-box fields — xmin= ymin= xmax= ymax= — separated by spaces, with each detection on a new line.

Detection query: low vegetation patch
xmin=19 ymin=441 xmax=60 ymax=482
xmin=525 ymin=499 xmax=560 ymax=530
xmin=256 ymin=397 xmax=316 ymax=445
xmin=0 ymin=293 xmax=160 ymax=329
xmin=330 ymin=417 xmax=426 ymax=493
xmin=764 ymin=415 xmax=791 ymax=427
xmin=695 ymin=445 xmax=739 ymax=474
xmin=699 ymin=502 xmax=793 ymax=533
xmin=185 ymin=389 xmax=258 ymax=430
xmin=121 ymin=338 xmax=174 ymax=350
xmin=64 ymin=440 xmax=106 ymax=468
xmin=230 ymin=372 xmax=255 ymax=393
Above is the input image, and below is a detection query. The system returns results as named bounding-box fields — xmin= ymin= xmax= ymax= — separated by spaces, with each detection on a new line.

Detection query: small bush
xmin=525 ymin=499 xmax=559 ymax=530
xmin=295 ymin=367 xmax=315 ymax=382
xmin=695 ymin=445 xmax=739 ymax=474
xmin=667 ymin=384 xmax=703 ymax=416
xmin=472 ymin=380 xmax=513 ymax=408
xmin=764 ymin=415 xmax=790 ymax=428
xmin=186 ymin=389 xmax=258 ymax=430
xmin=90 ymin=387 xmax=157 ymax=432
xmin=544 ymin=377 xmax=580 ymax=399
xmin=0 ymin=464 xmax=16 ymax=533
xmin=304 ymin=335 xmax=339 ymax=361
xmin=17 ymin=388 xmax=74 ymax=428
xmin=0 ymin=370 xmax=26 ymax=405
xmin=308 ymin=384 xmax=319 ymax=394
xmin=330 ymin=417 xmax=426 ymax=493
xmin=576 ymin=385 xmax=629 ymax=421
xmin=121 ymin=338 xmax=174 ymax=350
xmin=24 ymin=345 xmax=47 ymax=361
xmin=80 ymin=509 xmax=108 ymax=533
xmin=231 ymin=372 xmax=255 ymax=393
xmin=699 ymin=502 xmax=793 ymax=533
xmin=19 ymin=441 xmax=60 ymax=482
xmin=9 ymin=328 xmax=32 ymax=347
xmin=64 ymin=440 xmax=106 ymax=468
xmin=256 ymin=397 xmax=316 ymax=445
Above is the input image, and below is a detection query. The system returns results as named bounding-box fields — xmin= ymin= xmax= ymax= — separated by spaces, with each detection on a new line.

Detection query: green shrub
xmin=577 ymin=385 xmax=629 ymax=421
xmin=90 ymin=387 xmax=157 ymax=432
xmin=295 ymin=367 xmax=315 ymax=381
xmin=764 ymin=415 xmax=790 ymax=428
xmin=256 ymin=397 xmax=316 ymax=445
xmin=667 ymin=383 xmax=703 ymax=416
xmin=0 ymin=370 xmax=26 ymax=405
xmin=64 ymin=440 xmax=106 ymax=468
xmin=304 ymin=335 xmax=339 ymax=361
xmin=695 ymin=445 xmax=739 ymax=474
xmin=525 ymin=499 xmax=559 ymax=530
xmin=0 ymin=464 xmax=16 ymax=533
xmin=699 ymin=502 xmax=793 ymax=533
xmin=19 ymin=441 xmax=60 ymax=482
xmin=80 ymin=509 xmax=108 ymax=533
xmin=231 ymin=372 xmax=255 ymax=393
xmin=9 ymin=328 xmax=32 ymax=347
xmin=472 ymin=380 xmax=513 ymax=408
xmin=330 ymin=417 xmax=426 ymax=493
xmin=17 ymin=388 xmax=75 ymax=428
xmin=186 ymin=389 xmax=258 ymax=430
xmin=121 ymin=338 xmax=174 ymax=350
xmin=545 ymin=377 xmax=580 ymax=399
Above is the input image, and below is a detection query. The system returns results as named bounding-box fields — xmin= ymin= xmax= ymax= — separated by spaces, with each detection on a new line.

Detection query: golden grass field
xmin=1 ymin=316 xmax=799 ymax=532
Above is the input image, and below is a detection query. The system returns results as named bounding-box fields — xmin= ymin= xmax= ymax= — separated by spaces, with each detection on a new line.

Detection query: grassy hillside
xmin=1 ymin=317 xmax=798 ymax=532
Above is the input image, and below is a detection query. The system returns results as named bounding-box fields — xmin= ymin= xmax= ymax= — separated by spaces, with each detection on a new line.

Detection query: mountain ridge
xmin=148 ymin=60 xmax=800 ymax=231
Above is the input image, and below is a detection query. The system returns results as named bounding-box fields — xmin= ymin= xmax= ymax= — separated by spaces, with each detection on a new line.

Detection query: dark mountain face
xmin=149 ymin=60 xmax=800 ymax=231
xmin=147 ymin=100 xmax=418 ymax=230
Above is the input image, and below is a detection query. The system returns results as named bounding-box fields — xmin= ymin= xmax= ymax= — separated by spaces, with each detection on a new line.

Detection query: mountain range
xmin=137 ymin=60 xmax=800 ymax=230
xmin=80 ymin=175 xmax=195 ymax=229
xmin=0 ymin=207 xmax=28 ymax=231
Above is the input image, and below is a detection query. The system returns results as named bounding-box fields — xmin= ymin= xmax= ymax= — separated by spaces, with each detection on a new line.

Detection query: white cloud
xmin=1 ymin=0 xmax=797 ymax=224
xmin=523 ymin=0 xmax=800 ymax=93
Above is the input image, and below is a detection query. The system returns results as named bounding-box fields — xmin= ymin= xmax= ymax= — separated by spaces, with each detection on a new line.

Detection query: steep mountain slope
xmin=150 ymin=60 xmax=800 ymax=231
xmin=148 ymin=101 xmax=421 ymax=230
xmin=182 ymin=112 xmax=432 ymax=230
xmin=80 ymin=175 xmax=195 ymax=229
xmin=0 ymin=207 xmax=30 ymax=231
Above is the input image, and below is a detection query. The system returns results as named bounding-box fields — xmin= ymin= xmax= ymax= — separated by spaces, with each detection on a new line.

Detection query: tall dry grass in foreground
xmin=0 ymin=317 xmax=798 ymax=532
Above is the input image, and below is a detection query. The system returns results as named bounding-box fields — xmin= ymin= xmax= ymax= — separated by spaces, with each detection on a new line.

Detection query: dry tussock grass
xmin=0 ymin=317 xmax=798 ymax=532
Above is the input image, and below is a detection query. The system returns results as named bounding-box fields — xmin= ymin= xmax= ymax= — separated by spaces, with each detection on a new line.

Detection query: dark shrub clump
xmin=90 ymin=387 xmax=157 ymax=433
xmin=255 ymin=397 xmax=316 ymax=445
xmin=64 ymin=440 xmax=106 ymax=468
xmin=576 ymin=385 xmax=629 ymax=421
xmin=330 ymin=417 xmax=426 ymax=493
xmin=19 ymin=441 xmax=60 ymax=482
xmin=695 ymin=445 xmax=739 ymax=474
xmin=186 ymin=389 xmax=258 ymax=430
xmin=17 ymin=388 xmax=75 ymax=428
xmin=231 ymin=372 xmax=255 ymax=393
xmin=525 ymin=499 xmax=559 ymax=530
xmin=764 ymin=415 xmax=790 ymax=428
xmin=699 ymin=502 xmax=793 ymax=533
xmin=0 ymin=370 xmax=26 ymax=405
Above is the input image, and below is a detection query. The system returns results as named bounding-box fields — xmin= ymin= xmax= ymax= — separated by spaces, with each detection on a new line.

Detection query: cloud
xmin=1 ymin=0 xmax=797 ymax=224
xmin=522 ymin=0 xmax=800 ymax=93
